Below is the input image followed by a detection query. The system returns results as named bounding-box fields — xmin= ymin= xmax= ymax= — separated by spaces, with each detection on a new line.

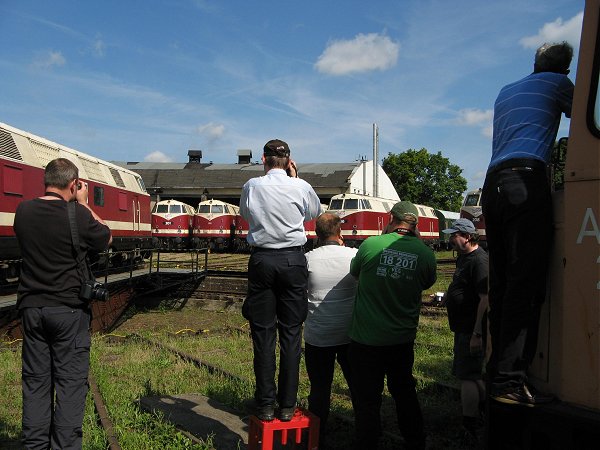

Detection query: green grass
xmin=0 ymin=256 xmax=468 ymax=449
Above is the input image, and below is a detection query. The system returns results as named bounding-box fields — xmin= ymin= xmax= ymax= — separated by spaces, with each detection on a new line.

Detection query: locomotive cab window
xmin=212 ymin=205 xmax=224 ymax=213
xmin=329 ymin=199 xmax=343 ymax=210
xmin=199 ymin=205 xmax=210 ymax=213
xmin=345 ymin=199 xmax=359 ymax=210
xmin=93 ymin=186 xmax=104 ymax=207
xmin=464 ymin=194 xmax=480 ymax=207
xmin=169 ymin=204 xmax=182 ymax=214
xmin=155 ymin=204 xmax=168 ymax=213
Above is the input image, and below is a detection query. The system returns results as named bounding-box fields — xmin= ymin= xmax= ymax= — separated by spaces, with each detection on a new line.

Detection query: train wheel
xmin=110 ymin=250 xmax=124 ymax=268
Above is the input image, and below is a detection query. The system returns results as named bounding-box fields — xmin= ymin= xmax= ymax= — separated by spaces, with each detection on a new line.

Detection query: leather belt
xmin=251 ymin=246 xmax=303 ymax=253
xmin=488 ymin=158 xmax=547 ymax=174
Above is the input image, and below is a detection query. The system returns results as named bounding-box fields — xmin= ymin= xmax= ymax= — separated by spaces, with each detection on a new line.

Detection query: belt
xmin=251 ymin=245 xmax=304 ymax=253
xmin=488 ymin=158 xmax=547 ymax=174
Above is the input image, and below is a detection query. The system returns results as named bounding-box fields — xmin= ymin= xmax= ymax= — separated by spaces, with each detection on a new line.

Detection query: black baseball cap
xmin=263 ymin=139 xmax=291 ymax=157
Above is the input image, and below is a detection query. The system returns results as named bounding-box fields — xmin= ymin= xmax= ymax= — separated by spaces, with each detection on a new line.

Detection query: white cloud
xmin=197 ymin=122 xmax=225 ymax=139
xmin=481 ymin=125 xmax=493 ymax=138
xmin=457 ymin=108 xmax=493 ymax=139
xmin=315 ymin=33 xmax=399 ymax=76
xmin=519 ymin=12 xmax=583 ymax=49
xmin=144 ymin=151 xmax=173 ymax=162
xmin=32 ymin=50 xmax=66 ymax=68
xmin=457 ymin=108 xmax=493 ymax=126
xmin=93 ymin=37 xmax=106 ymax=57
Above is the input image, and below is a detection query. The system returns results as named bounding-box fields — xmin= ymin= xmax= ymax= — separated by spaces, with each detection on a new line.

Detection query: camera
xmin=80 ymin=280 xmax=109 ymax=302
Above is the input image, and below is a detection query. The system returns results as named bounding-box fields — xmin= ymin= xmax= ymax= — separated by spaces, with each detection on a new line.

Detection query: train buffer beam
xmin=138 ymin=393 xmax=247 ymax=449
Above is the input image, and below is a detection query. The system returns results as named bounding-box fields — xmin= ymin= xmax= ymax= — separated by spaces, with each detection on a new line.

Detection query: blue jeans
xmin=348 ymin=340 xmax=425 ymax=450
xmin=482 ymin=160 xmax=553 ymax=389
xmin=20 ymin=306 xmax=91 ymax=450
xmin=242 ymin=247 xmax=308 ymax=408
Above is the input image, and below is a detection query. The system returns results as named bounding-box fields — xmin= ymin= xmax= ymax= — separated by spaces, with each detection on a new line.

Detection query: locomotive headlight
xmin=352 ymin=230 xmax=357 ymax=235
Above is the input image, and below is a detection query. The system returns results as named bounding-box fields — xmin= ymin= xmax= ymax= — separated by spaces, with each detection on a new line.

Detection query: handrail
xmin=91 ymin=247 xmax=210 ymax=285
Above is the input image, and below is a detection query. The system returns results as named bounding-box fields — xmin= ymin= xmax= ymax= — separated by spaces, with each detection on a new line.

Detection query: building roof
xmin=113 ymin=161 xmax=362 ymax=198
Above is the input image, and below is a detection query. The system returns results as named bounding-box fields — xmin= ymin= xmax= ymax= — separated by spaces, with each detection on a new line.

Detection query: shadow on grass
xmin=0 ymin=421 xmax=22 ymax=450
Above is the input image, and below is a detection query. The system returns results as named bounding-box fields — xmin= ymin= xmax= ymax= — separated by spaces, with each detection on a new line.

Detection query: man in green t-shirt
xmin=348 ymin=201 xmax=437 ymax=450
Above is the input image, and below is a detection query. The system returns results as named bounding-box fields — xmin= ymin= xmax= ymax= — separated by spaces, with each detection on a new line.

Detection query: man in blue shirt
xmin=240 ymin=139 xmax=321 ymax=421
xmin=481 ymin=42 xmax=574 ymax=406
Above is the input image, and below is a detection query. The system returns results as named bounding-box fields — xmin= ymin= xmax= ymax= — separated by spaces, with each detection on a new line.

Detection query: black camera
xmin=80 ymin=280 xmax=109 ymax=302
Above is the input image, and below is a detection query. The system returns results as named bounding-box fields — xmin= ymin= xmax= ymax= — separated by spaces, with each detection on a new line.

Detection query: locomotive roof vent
xmin=237 ymin=149 xmax=252 ymax=164
xmin=188 ymin=150 xmax=202 ymax=163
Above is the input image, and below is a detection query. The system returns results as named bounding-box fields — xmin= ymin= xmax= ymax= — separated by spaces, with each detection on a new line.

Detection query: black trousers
xmin=348 ymin=340 xmax=425 ymax=450
xmin=20 ymin=306 xmax=91 ymax=450
xmin=482 ymin=161 xmax=553 ymax=389
xmin=304 ymin=342 xmax=354 ymax=436
xmin=242 ymin=248 xmax=308 ymax=408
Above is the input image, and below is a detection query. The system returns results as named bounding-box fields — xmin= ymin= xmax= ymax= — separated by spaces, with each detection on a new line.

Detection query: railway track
xmin=200 ymin=252 xmax=454 ymax=276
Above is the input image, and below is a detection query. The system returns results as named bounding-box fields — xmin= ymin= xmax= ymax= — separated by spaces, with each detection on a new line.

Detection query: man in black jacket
xmin=14 ymin=158 xmax=111 ymax=450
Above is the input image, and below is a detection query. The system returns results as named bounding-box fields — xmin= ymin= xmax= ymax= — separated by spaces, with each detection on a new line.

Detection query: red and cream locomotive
xmin=326 ymin=193 xmax=440 ymax=248
xmin=151 ymin=199 xmax=195 ymax=250
xmin=0 ymin=122 xmax=152 ymax=281
xmin=192 ymin=199 xmax=239 ymax=251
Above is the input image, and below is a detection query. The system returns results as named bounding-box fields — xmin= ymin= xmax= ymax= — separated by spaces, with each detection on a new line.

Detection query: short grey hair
xmin=534 ymin=41 xmax=573 ymax=74
xmin=44 ymin=158 xmax=79 ymax=189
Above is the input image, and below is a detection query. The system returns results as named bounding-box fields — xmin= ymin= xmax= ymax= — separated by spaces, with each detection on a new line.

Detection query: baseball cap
xmin=263 ymin=139 xmax=291 ymax=157
xmin=442 ymin=218 xmax=476 ymax=234
xmin=390 ymin=201 xmax=419 ymax=224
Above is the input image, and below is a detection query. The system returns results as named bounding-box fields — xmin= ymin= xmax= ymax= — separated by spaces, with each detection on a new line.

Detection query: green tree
xmin=382 ymin=148 xmax=467 ymax=211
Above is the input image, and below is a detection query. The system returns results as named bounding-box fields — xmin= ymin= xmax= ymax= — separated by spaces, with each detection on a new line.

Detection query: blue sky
xmin=1 ymin=0 xmax=583 ymax=192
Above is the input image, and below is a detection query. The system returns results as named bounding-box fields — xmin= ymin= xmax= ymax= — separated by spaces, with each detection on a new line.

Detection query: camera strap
xmin=67 ymin=202 xmax=95 ymax=283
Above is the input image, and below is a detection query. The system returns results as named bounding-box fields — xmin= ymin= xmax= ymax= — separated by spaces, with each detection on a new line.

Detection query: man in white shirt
xmin=304 ymin=212 xmax=357 ymax=444
xmin=240 ymin=139 xmax=321 ymax=421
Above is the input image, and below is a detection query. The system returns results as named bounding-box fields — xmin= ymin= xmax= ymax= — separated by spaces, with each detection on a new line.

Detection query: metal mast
xmin=373 ymin=123 xmax=379 ymax=197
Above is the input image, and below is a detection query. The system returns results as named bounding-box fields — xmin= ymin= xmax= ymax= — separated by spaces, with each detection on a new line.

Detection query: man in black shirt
xmin=14 ymin=158 xmax=111 ymax=450
xmin=443 ymin=218 xmax=488 ymax=442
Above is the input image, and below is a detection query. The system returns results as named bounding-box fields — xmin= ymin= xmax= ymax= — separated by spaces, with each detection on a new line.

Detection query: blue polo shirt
xmin=489 ymin=71 xmax=574 ymax=169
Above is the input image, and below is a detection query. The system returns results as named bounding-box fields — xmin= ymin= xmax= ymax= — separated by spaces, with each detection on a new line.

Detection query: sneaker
xmin=492 ymin=384 xmax=554 ymax=407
